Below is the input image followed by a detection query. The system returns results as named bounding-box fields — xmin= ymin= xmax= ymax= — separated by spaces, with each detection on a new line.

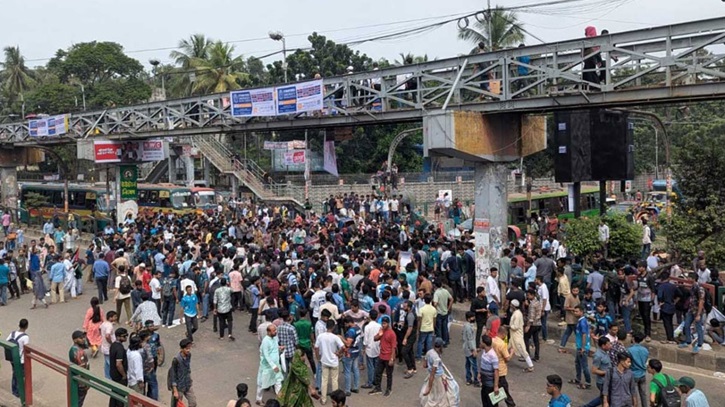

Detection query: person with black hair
xmin=214 ymin=277 xmax=235 ymax=341
xmin=226 ymin=383 xmax=249 ymax=407
xmin=126 ymin=333 xmax=145 ymax=395
xmin=583 ymin=336 xmax=612 ymax=407
xmin=603 ymin=351 xmax=637 ymax=407
xmin=646 ymin=359 xmax=680 ymax=407
xmin=6 ymin=318 xmax=29 ymax=398
xmin=546 ymin=374 xmax=572 ymax=407
xmin=108 ymin=327 xmax=128 ymax=407
xmin=69 ymin=330 xmax=90 ymax=406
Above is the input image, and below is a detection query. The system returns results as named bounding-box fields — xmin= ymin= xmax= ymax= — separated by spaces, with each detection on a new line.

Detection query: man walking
xmin=603 ymin=351 xmax=637 ymax=407
xmin=256 ymin=324 xmax=284 ymax=404
xmin=213 ymin=278 xmax=235 ymax=341
xmin=679 ymin=272 xmax=706 ymax=354
xmin=69 ymin=330 xmax=90 ymax=406
xmin=583 ymin=337 xmax=612 ymax=407
xmin=399 ymin=300 xmax=417 ymax=379
xmin=6 ymin=319 xmax=29 ymax=398
xmin=432 ymin=280 xmax=452 ymax=346
xmin=169 ymin=339 xmax=196 ymax=407
xmin=633 ymin=261 xmax=654 ymax=342
xmin=180 ymin=285 xmax=200 ymax=342
xmin=93 ymin=254 xmax=111 ymax=304
xmin=416 ymin=294 xmax=437 ymax=359
xmin=361 ymin=309 xmax=382 ymax=389
xmin=628 ymin=332 xmax=650 ymax=407
xmin=277 ymin=310 xmax=298 ymax=370
xmin=316 ymin=319 xmax=345 ymax=404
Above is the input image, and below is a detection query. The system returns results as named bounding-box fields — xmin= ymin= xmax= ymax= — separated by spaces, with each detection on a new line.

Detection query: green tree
xmin=395 ymin=53 xmax=429 ymax=66
xmin=46 ymin=41 xmax=150 ymax=110
xmin=664 ymin=118 xmax=725 ymax=266
xmin=189 ymin=41 xmax=249 ymax=94
xmin=565 ymin=214 xmax=640 ymax=261
xmin=457 ymin=7 xmax=525 ymax=50
xmin=0 ymin=46 xmax=34 ymax=102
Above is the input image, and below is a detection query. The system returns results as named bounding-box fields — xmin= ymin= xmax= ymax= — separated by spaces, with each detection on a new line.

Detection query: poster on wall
xmin=276 ymin=80 xmax=324 ymax=115
xmin=474 ymin=218 xmax=491 ymax=288
xmin=93 ymin=139 xmax=166 ymax=163
xmin=230 ymin=87 xmax=276 ymax=117
xmin=29 ymin=114 xmax=70 ymax=137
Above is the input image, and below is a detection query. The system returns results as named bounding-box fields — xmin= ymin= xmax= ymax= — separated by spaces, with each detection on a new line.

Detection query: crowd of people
xmin=0 ymin=195 xmax=717 ymax=407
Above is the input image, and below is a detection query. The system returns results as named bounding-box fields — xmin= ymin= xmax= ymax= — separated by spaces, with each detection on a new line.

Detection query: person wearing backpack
xmin=5 ymin=318 xmax=29 ymax=398
xmin=678 ymin=272 xmax=706 ymax=354
xmin=646 ymin=359 xmax=681 ymax=407
xmin=160 ymin=271 xmax=178 ymax=327
xmin=114 ymin=265 xmax=134 ymax=325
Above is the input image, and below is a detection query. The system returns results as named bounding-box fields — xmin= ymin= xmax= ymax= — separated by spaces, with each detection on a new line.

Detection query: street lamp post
xmin=269 ymin=31 xmax=288 ymax=83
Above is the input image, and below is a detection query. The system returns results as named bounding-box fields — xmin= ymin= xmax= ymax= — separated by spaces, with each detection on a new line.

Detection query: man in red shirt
xmin=369 ymin=315 xmax=397 ymax=397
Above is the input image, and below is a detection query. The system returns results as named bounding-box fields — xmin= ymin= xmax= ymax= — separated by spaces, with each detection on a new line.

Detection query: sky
xmin=1 ymin=0 xmax=721 ymax=69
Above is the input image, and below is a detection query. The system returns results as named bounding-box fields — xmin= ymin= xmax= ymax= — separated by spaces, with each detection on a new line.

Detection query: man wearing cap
xmin=676 ymin=376 xmax=709 ymax=406
xmin=69 ymin=330 xmax=90 ymax=406
xmin=509 ymin=299 xmax=534 ymax=372
xmin=109 ymin=327 xmax=128 ymax=407
xmin=169 ymin=339 xmax=196 ymax=407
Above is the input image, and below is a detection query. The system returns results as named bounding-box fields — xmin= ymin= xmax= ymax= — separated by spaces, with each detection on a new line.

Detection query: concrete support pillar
xmin=473 ymin=161 xmax=509 ymax=288
xmin=168 ymin=157 xmax=177 ymax=183
xmin=231 ymin=176 xmax=238 ymax=198
xmin=203 ymin=158 xmax=212 ymax=186
xmin=183 ymin=155 xmax=194 ymax=185
xmin=1 ymin=167 xmax=18 ymax=210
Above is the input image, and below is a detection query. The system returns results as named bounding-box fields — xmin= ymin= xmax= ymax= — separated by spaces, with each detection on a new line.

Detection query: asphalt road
xmin=1 ymin=285 xmax=724 ymax=406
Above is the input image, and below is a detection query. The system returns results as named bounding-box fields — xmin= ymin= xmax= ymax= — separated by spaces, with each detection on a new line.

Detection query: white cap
xmin=511 ymin=299 xmax=520 ymax=308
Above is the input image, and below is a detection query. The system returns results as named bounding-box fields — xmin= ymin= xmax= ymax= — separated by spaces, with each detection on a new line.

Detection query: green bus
xmin=19 ymin=183 xmax=115 ymax=231
xmin=508 ymin=185 xmax=602 ymax=229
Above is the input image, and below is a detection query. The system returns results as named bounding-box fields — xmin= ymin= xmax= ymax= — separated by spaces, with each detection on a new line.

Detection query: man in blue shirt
xmin=584 ymin=337 xmax=611 ymax=407
xmin=93 ymin=255 xmax=111 ymax=303
xmin=49 ymin=255 xmax=66 ymax=303
xmin=628 ymin=332 xmax=650 ymax=407
xmin=180 ymin=285 xmax=199 ymax=342
xmin=0 ymin=257 xmax=9 ymax=305
xmin=546 ymin=374 xmax=572 ymax=407
xmin=574 ymin=305 xmax=592 ymax=388
xmin=248 ymin=277 xmax=261 ymax=333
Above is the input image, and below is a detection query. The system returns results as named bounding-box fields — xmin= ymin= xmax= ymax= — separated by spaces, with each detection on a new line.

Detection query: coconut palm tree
xmin=170 ymin=34 xmax=212 ymax=68
xmin=457 ymin=7 xmax=525 ymax=51
xmin=0 ymin=46 xmax=34 ymax=101
xmin=395 ymin=53 xmax=429 ymax=66
xmin=190 ymin=41 xmax=249 ymax=94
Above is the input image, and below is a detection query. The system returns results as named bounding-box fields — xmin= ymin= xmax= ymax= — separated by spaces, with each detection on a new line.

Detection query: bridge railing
xmin=0 ymin=338 xmax=27 ymax=406
xmin=2 ymin=17 xmax=724 ymax=142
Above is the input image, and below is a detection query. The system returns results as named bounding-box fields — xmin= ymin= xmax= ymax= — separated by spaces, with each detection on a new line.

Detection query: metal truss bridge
xmin=2 ymin=16 xmax=725 ymax=145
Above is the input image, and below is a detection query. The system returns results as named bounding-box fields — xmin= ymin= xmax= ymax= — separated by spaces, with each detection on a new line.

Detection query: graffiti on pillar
xmin=474 ymin=218 xmax=490 ymax=289
xmin=2 ymin=173 xmax=17 ymax=209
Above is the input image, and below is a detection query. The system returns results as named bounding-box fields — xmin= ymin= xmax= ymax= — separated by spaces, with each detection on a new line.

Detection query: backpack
xmin=4 ymin=331 xmax=27 ymax=362
xmin=652 ymin=375 xmax=681 ymax=407
xmin=162 ymin=278 xmax=174 ymax=298
xmin=119 ymin=275 xmax=132 ymax=295
xmin=649 ymin=226 xmax=656 ymax=242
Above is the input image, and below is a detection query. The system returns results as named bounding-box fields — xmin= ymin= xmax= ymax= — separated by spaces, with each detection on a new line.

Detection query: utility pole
xmin=487 ymin=0 xmax=493 ymax=51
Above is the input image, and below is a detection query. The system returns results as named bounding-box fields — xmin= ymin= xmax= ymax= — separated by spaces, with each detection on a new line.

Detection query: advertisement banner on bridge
xmin=230 ymin=87 xmax=276 ymax=117
xmin=282 ymin=150 xmax=306 ymax=166
xmin=276 ymin=80 xmax=323 ymax=115
xmin=93 ymin=139 xmax=166 ymax=163
xmin=263 ymin=140 xmax=307 ymax=150
xmin=29 ymin=114 xmax=70 ymax=137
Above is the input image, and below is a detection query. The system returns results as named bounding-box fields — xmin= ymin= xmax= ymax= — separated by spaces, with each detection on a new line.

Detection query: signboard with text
xmin=93 ymin=139 xmax=166 ymax=163
xmin=230 ymin=87 xmax=276 ymax=117
xmin=120 ymin=165 xmax=138 ymax=200
xmin=229 ymin=80 xmax=323 ymax=118
xmin=29 ymin=114 xmax=69 ymax=137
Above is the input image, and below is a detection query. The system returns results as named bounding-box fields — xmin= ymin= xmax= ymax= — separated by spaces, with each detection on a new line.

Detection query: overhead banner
xmin=230 ymin=87 xmax=276 ymax=117
xmin=93 ymin=139 xmax=166 ymax=163
xmin=323 ymin=140 xmax=339 ymax=177
xmin=29 ymin=114 xmax=70 ymax=137
xmin=277 ymin=80 xmax=324 ymax=115
xmin=283 ymin=150 xmax=306 ymax=165
xmin=263 ymin=140 xmax=307 ymax=150
xmin=120 ymin=165 xmax=138 ymax=200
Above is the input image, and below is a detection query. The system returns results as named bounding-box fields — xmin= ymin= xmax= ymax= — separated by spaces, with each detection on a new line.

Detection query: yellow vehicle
xmin=19 ymin=183 xmax=115 ymax=231
xmin=137 ymin=184 xmax=195 ymax=216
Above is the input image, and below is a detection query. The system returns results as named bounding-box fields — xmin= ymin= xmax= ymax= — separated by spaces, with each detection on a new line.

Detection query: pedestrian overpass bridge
xmin=2 ymin=16 xmax=725 ymax=144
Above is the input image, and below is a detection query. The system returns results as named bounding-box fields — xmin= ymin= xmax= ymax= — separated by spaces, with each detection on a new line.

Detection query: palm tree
xmin=458 ymin=7 xmax=525 ymax=51
xmin=395 ymin=53 xmax=429 ymax=66
xmin=170 ymin=34 xmax=212 ymax=68
xmin=190 ymin=41 xmax=249 ymax=94
xmin=0 ymin=46 xmax=34 ymax=101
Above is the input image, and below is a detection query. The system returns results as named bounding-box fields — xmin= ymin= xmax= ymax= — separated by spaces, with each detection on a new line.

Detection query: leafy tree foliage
xmin=565 ymin=214 xmax=640 ymax=261
xmin=457 ymin=7 xmax=525 ymax=50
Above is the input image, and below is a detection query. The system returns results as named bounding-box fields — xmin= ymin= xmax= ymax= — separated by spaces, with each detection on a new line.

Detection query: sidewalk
xmin=451 ymin=301 xmax=725 ymax=372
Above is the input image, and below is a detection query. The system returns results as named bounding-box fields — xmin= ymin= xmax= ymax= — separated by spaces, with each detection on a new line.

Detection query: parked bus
xmin=191 ymin=187 xmax=219 ymax=213
xmin=137 ymin=184 xmax=195 ymax=215
xmin=508 ymin=185 xmax=602 ymax=229
xmin=19 ymin=183 xmax=115 ymax=231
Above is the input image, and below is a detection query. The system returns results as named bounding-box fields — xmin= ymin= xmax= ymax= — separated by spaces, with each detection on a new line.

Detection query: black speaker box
xmin=590 ymin=110 xmax=634 ymax=181
xmin=554 ymin=110 xmax=592 ymax=183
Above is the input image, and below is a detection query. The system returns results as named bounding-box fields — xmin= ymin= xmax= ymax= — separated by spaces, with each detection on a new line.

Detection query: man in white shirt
xmin=149 ymin=270 xmax=162 ymax=315
xmin=486 ymin=268 xmax=501 ymax=316
xmin=535 ymin=276 xmax=552 ymax=342
xmin=310 ymin=285 xmax=328 ymax=323
xmin=315 ymin=319 xmax=345 ymax=405
xmin=598 ymin=219 xmax=610 ymax=258
xmin=696 ymin=260 xmax=711 ymax=285
xmin=6 ymin=318 xmax=29 ymax=398
xmin=126 ymin=338 xmax=145 ymax=393
xmin=362 ymin=309 xmax=382 ymax=389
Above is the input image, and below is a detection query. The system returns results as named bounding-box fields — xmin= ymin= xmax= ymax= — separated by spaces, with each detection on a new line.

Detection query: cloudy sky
xmin=2 ymin=0 xmax=720 ymax=69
